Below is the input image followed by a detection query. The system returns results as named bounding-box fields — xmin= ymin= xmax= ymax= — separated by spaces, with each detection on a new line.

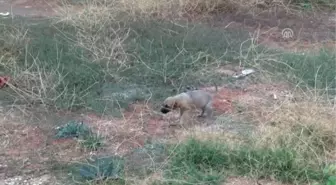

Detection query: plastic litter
xmin=233 ymin=68 xmax=256 ymax=78
xmin=0 ymin=12 xmax=10 ymax=16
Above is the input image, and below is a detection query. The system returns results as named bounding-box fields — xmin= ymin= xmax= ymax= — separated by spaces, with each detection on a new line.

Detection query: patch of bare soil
xmin=211 ymin=11 xmax=336 ymax=52
xmin=0 ymin=117 xmax=93 ymax=183
xmin=0 ymin=0 xmax=60 ymax=17
xmin=0 ymin=174 xmax=59 ymax=185
xmin=224 ymin=177 xmax=290 ymax=185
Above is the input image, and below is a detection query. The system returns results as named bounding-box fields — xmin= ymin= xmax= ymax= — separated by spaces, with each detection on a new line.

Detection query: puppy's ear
xmin=172 ymin=102 xmax=178 ymax=109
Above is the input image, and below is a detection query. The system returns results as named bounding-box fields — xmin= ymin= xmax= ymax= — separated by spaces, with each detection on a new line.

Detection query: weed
xmin=252 ymin=99 xmax=336 ymax=167
xmin=55 ymin=121 xmax=91 ymax=139
xmin=277 ymin=50 xmax=336 ymax=95
xmin=125 ymin=141 xmax=167 ymax=177
xmin=70 ymin=156 xmax=124 ymax=182
xmin=115 ymin=0 xmax=335 ymax=19
xmin=55 ymin=120 xmax=104 ymax=150
xmin=79 ymin=134 xmax=104 ymax=151
xmin=0 ymin=18 xmax=106 ymax=113
xmin=165 ymin=139 xmax=225 ymax=184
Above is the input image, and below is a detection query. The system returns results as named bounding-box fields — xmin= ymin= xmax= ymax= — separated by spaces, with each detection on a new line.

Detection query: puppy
xmin=160 ymin=90 xmax=213 ymax=125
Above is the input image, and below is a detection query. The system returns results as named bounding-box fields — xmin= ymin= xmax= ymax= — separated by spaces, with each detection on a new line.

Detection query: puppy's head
xmin=160 ymin=97 xmax=177 ymax=114
xmin=160 ymin=104 xmax=171 ymax=114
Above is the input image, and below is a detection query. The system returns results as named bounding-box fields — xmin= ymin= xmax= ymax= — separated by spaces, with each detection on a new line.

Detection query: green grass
xmin=67 ymin=137 xmax=331 ymax=184
xmin=164 ymin=138 xmax=328 ymax=185
xmin=55 ymin=120 xmax=104 ymax=150
xmin=274 ymin=50 xmax=336 ymax=95
xmin=241 ymin=45 xmax=336 ymax=96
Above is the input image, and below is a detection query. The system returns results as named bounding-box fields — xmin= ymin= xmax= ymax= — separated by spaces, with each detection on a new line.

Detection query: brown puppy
xmin=160 ymin=90 xmax=213 ymax=125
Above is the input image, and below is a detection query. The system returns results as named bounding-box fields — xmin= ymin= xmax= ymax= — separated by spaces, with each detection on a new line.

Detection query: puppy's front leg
xmin=179 ymin=108 xmax=186 ymax=125
xmin=180 ymin=109 xmax=193 ymax=125
xmin=179 ymin=108 xmax=185 ymax=117
xmin=205 ymin=103 xmax=213 ymax=118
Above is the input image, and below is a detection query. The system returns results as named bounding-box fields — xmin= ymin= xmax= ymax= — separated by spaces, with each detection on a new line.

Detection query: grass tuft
xmin=55 ymin=120 xmax=91 ymax=139
xmin=277 ymin=50 xmax=336 ymax=95
xmin=55 ymin=120 xmax=104 ymax=150
xmin=165 ymin=138 xmax=328 ymax=184
xmin=70 ymin=155 xmax=124 ymax=182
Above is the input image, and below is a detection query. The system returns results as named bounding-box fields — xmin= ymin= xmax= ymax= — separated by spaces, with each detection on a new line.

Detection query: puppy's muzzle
xmin=160 ymin=105 xmax=172 ymax=114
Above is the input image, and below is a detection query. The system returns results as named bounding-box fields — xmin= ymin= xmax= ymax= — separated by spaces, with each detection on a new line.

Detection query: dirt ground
xmin=0 ymin=0 xmax=335 ymax=184
xmin=212 ymin=11 xmax=336 ymax=51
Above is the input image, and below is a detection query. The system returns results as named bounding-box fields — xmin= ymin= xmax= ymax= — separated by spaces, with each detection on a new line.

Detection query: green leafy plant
xmin=55 ymin=120 xmax=104 ymax=150
xmin=71 ymin=156 xmax=124 ymax=182
xmin=55 ymin=121 xmax=92 ymax=139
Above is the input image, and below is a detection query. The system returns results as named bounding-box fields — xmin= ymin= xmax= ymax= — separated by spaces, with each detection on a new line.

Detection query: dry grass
xmin=55 ymin=2 xmax=130 ymax=64
xmin=0 ymin=25 xmax=64 ymax=113
xmin=55 ymin=0 xmax=335 ymax=24
xmin=120 ymin=0 xmax=243 ymax=18
xmin=224 ymin=176 xmax=291 ymax=185
xmin=249 ymin=92 xmax=336 ymax=164
xmin=112 ymin=0 xmax=334 ymax=19
xmin=0 ymin=26 xmax=28 ymax=70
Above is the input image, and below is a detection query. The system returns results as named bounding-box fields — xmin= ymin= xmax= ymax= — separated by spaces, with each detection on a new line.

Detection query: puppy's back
xmin=186 ymin=90 xmax=212 ymax=108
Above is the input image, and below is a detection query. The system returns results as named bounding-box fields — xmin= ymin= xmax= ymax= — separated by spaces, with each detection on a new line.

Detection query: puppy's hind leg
xmin=198 ymin=100 xmax=212 ymax=118
xmin=205 ymin=105 xmax=213 ymax=118
xmin=197 ymin=107 xmax=206 ymax=118
xmin=179 ymin=108 xmax=185 ymax=117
